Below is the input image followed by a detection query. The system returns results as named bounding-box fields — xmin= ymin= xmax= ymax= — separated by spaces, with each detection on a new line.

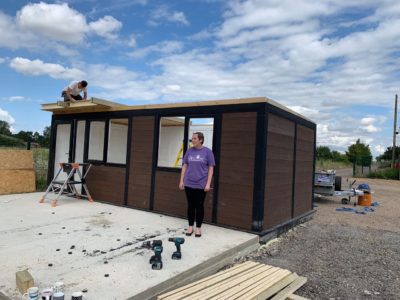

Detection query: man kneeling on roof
xmin=62 ymin=80 xmax=88 ymax=102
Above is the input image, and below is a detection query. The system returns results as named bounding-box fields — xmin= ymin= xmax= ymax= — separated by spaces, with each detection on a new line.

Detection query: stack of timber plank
xmin=157 ymin=261 xmax=308 ymax=300
xmin=0 ymin=149 xmax=35 ymax=195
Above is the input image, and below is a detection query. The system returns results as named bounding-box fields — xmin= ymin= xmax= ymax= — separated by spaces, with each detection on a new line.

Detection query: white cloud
xmin=148 ymin=6 xmax=189 ymax=26
xmin=128 ymin=41 xmax=184 ymax=58
xmin=8 ymin=96 xmax=26 ymax=102
xmin=9 ymin=57 xmax=85 ymax=80
xmin=162 ymin=85 xmax=181 ymax=94
xmin=374 ymin=144 xmax=386 ymax=155
xmin=16 ymin=2 xmax=88 ymax=43
xmin=0 ymin=57 xmax=5 ymax=64
xmin=127 ymin=34 xmax=137 ymax=47
xmin=360 ymin=117 xmax=376 ymax=126
xmin=0 ymin=2 xmax=123 ymax=53
xmin=89 ymin=16 xmax=122 ymax=40
xmin=0 ymin=108 xmax=15 ymax=124
xmin=361 ymin=124 xmax=379 ymax=133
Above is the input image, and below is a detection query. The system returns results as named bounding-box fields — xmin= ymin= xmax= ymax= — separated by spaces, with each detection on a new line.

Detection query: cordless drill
xmin=168 ymin=237 xmax=185 ymax=260
xmin=142 ymin=240 xmax=163 ymax=270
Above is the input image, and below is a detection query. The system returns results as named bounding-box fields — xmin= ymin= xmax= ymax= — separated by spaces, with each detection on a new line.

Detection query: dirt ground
xmin=246 ymin=177 xmax=400 ymax=300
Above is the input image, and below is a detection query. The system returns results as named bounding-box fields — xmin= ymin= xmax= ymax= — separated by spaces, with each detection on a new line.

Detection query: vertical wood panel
xmin=86 ymin=165 xmax=125 ymax=205
xmin=153 ymin=171 xmax=213 ymax=223
xmin=264 ymin=114 xmax=295 ymax=229
xmin=294 ymin=124 xmax=314 ymax=217
xmin=127 ymin=117 xmax=154 ymax=209
xmin=217 ymin=112 xmax=257 ymax=230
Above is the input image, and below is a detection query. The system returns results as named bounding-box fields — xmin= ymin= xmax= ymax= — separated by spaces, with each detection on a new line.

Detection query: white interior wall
xmin=107 ymin=121 xmax=128 ymax=164
xmin=75 ymin=121 xmax=85 ymax=163
xmin=189 ymin=124 xmax=214 ymax=149
xmin=74 ymin=121 xmax=85 ymax=193
xmin=158 ymin=126 xmax=184 ymax=167
xmin=88 ymin=122 xmax=105 ymax=160
xmin=54 ymin=124 xmax=71 ymax=181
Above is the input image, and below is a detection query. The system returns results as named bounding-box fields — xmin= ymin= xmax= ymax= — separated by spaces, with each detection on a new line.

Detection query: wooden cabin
xmin=42 ymin=97 xmax=316 ymax=235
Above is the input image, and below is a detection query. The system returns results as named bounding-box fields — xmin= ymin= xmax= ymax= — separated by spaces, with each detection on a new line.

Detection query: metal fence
xmin=32 ymin=148 xmax=49 ymax=191
xmin=349 ymin=155 xmax=373 ymax=177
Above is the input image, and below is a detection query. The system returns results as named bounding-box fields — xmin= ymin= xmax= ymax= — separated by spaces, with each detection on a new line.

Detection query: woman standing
xmin=179 ymin=132 xmax=215 ymax=237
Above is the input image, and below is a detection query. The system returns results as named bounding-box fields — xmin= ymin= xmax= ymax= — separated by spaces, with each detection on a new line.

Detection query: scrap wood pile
xmin=158 ymin=261 xmax=308 ymax=300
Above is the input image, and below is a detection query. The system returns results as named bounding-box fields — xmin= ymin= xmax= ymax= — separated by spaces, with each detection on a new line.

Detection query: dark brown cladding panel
xmin=127 ymin=116 xmax=154 ymax=209
xmin=264 ymin=113 xmax=295 ymax=229
xmin=153 ymin=171 xmax=213 ymax=222
xmin=293 ymin=124 xmax=314 ymax=217
xmin=85 ymin=165 xmax=125 ymax=205
xmin=217 ymin=112 xmax=257 ymax=230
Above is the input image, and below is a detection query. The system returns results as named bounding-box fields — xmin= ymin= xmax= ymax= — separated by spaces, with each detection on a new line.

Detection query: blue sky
xmin=1 ymin=0 xmax=400 ymax=157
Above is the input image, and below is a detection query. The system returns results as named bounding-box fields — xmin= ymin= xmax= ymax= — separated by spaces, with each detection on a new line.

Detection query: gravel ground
xmin=245 ymin=178 xmax=400 ymax=300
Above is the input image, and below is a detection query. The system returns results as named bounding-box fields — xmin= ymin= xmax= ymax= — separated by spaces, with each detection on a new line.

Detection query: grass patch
xmin=33 ymin=148 xmax=49 ymax=191
xmin=316 ymin=159 xmax=352 ymax=170
xmin=367 ymin=168 xmax=399 ymax=180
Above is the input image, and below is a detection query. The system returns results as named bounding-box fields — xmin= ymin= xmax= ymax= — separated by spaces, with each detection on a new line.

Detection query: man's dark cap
xmin=81 ymin=80 xmax=88 ymax=87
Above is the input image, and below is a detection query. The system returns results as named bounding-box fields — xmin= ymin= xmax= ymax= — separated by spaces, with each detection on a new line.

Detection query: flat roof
xmin=41 ymin=96 xmax=314 ymax=123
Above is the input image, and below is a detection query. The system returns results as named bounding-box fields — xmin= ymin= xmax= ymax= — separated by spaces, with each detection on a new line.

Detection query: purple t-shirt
xmin=183 ymin=146 xmax=215 ymax=189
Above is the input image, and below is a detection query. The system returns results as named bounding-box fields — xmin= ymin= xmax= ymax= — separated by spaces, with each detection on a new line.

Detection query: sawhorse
xmin=40 ymin=162 xmax=94 ymax=207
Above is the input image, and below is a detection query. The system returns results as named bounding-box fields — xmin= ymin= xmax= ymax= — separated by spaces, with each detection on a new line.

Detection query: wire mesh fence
xmin=33 ymin=148 xmax=49 ymax=191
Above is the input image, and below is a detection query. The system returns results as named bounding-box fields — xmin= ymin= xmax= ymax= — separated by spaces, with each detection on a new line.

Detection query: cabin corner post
xmin=251 ymin=106 xmax=268 ymax=232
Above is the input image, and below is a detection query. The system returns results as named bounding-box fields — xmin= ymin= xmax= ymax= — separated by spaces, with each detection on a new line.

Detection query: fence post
xmin=26 ymin=140 xmax=31 ymax=150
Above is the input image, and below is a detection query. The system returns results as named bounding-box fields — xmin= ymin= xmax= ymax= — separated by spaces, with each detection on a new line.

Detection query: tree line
xmin=317 ymin=139 xmax=400 ymax=164
xmin=0 ymin=120 xmax=50 ymax=147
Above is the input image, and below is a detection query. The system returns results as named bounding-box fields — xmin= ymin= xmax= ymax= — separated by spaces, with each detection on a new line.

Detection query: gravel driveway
xmin=246 ymin=178 xmax=400 ymax=300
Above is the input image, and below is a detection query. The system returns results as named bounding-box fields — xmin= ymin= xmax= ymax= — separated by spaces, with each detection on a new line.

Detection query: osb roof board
xmin=41 ymin=97 xmax=315 ymax=124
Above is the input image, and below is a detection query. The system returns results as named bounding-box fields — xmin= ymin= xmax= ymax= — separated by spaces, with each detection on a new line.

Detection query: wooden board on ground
xmin=157 ymin=261 xmax=307 ymax=300
xmin=0 ymin=149 xmax=33 ymax=170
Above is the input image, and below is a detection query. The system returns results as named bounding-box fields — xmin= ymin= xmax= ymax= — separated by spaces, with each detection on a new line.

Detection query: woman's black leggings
xmin=184 ymin=186 xmax=207 ymax=227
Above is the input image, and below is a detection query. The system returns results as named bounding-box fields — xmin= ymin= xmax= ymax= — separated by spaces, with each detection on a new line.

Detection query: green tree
xmin=13 ymin=130 xmax=34 ymax=142
xmin=37 ymin=126 xmax=51 ymax=147
xmin=346 ymin=139 xmax=372 ymax=166
xmin=376 ymin=146 xmax=400 ymax=161
xmin=331 ymin=150 xmax=348 ymax=162
xmin=0 ymin=120 xmax=12 ymax=135
xmin=316 ymin=146 xmax=332 ymax=160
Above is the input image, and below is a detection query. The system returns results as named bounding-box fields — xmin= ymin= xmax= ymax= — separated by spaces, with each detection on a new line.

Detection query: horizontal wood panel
xmin=293 ymin=124 xmax=314 ymax=217
xmin=264 ymin=114 xmax=294 ymax=229
xmin=217 ymin=112 xmax=256 ymax=230
xmin=154 ymin=171 xmax=213 ymax=222
xmin=127 ymin=116 xmax=154 ymax=209
xmin=267 ymin=114 xmax=296 ymax=136
xmin=86 ymin=165 xmax=125 ymax=205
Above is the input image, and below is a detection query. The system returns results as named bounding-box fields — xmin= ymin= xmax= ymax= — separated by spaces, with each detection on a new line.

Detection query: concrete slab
xmin=0 ymin=193 xmax=258 ymax=300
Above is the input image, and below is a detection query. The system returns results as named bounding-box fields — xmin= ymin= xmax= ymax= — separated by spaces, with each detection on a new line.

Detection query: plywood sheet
xmin=0 ymin=150 xmax=33 ymax=170
xmin=0 ymin=170 xmax=35 ymax=195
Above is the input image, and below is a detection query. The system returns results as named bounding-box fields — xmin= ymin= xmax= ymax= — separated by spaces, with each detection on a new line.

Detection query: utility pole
xmin=392 ymin=94 xmax=398 ymax=168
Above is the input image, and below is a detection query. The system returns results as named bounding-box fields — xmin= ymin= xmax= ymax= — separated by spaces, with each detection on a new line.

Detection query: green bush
xmin=0 ymin=134 xmax=25 ymax=147
xmin=367 ymin=168 xmax=399 ymax=180
xmin=316 ymin=159 xmax=352 ymax=170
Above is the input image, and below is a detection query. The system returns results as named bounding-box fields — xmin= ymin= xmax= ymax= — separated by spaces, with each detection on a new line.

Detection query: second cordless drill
xmin=168 ymin=237 xmax=185 ymax=260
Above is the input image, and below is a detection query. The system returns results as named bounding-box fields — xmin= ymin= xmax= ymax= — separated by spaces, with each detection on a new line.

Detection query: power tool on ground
xmin=142 ymin=240 xmax=163 ymax=270
xmin=168 ymin=237 xmax=185 ymax=260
